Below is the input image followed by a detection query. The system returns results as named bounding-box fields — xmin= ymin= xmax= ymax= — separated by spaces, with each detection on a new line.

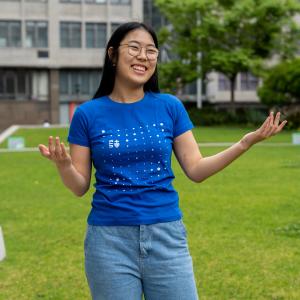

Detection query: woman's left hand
xmin=241 ymin=111 xmax=287 ymax=149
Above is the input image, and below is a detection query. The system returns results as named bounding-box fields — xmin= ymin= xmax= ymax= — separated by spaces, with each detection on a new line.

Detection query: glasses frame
xmin=119 ymin=43 xmax=159 ymax=61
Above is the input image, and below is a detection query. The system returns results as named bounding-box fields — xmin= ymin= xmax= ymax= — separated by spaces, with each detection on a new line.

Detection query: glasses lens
xmin=127 ymin=44 xmax=158 ymax=60
xmin=128 ymin=45 xmax=140 ymax=56
xmin=147 ymin=49 xmax=158 ymax=60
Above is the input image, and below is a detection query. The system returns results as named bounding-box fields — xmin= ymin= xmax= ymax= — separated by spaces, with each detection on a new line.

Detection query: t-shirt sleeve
xmin=67 ymin=107 xmax=90 ymax=147
xmin=173 ymin=98 xmax=194 ymax=138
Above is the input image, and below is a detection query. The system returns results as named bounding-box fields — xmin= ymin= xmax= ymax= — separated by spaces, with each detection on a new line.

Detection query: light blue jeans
xmin=84 ymin=220 xmax=199 ymax=300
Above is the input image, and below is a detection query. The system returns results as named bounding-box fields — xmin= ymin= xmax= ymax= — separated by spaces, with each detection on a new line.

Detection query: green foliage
xmin=186 ymin=104 xmax=268 ymax=127
xmin=155 ymin=0 xmax=300 ymax=102
xmin=158 ymin=61 xmax=198 ymax=94
xmin=258 ymin=58 xmax=300 ymax=105
xmin=258 ymin=58 xmax=300 ymax=129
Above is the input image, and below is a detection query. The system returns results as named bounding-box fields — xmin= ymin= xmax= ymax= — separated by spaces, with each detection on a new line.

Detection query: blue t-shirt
xmin=68 ymin=92 xmax=194 ymax=225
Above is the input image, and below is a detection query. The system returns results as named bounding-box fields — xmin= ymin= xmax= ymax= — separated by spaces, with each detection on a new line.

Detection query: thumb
xmin=38 ymin=144 xmax=51 ymax=158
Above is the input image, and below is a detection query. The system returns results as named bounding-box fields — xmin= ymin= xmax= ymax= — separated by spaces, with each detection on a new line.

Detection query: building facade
xmin=0 ymin=0 xmax=143 ymax=130
xmin=1 ymin=0 xmax=299 ymax=130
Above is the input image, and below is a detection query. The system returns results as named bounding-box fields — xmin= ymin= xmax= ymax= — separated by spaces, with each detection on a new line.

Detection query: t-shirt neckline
xmin=104 ymin=92 xmax=148 ymax=106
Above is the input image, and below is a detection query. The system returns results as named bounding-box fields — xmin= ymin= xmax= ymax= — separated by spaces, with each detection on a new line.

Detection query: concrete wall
xmin=0 ymin=0 xmax=143 ymax=68
xmin=0 ymin=101 xmax=50 ymax=131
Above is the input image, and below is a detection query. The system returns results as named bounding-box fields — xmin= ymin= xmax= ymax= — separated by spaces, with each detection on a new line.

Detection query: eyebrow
xmin=127 ymin=40 xmax=156 ymax=47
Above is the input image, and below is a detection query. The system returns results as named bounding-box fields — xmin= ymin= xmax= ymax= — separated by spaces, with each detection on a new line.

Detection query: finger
xmin=266 ymin=111 xmax=275 ymax=129
xmin=61 ymin=142 xmax=68 ymax=158
xmin=276 ymin=120 xmax=288 ymax=133
xmin=268 ymin=112 xmax=282 ymax=136
xmin=269 ymin=111 xmax=274 ymax=124
xmin=38 ymin=144 xmax=51 ymax=158
xmin=266 ymin=122 xmax=277 ymax=137
xmin=260 ymin=116 xmax=271 ymax=132
xmin=259 ymin=115 xmax=270 ymax=129
xmin=55 ymin=137 xmax=62 ymax=158
xmin=48 ymin=136 xmax=55 ymax=157
xmin=261 ymin=115 xmax=272 ymax=136
xmin=274 ymin=112 xmax=281 ymax=126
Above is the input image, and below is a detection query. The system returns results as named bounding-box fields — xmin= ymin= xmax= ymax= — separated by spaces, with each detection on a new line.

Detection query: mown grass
xmin=0 ymin=128 xmax=68 ymax=149
xmin=0 ymin=128 xmax=299 ymax=299
xmin=0 ymin=125 xmax=294 ymax=149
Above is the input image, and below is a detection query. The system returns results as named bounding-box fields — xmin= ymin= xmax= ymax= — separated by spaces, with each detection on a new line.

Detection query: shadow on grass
xmin=274 ymin=222 xmax=300 ymax=238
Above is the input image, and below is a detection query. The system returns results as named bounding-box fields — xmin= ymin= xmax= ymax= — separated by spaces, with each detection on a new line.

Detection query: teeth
xmin=132 ymin=65 xmax=146 ymax=71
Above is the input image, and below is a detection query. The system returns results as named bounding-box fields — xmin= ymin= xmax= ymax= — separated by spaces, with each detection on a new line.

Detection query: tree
xmin=155 ymin=0 xmax=300 ymax=109
xmin=258 ymin=58 xmax=300 ymax=105
xmin=258 ymin=58 xmax=300 ymax=129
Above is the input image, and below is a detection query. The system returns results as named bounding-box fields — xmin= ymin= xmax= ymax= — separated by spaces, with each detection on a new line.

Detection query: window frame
xmin=25 ymin=20 xmax=48 ymax=48
xmin=240 ymin=72 xmax=259 ymax=91
xmin=0 ymin=20 xmax=22 ymax=48
xmin=85 ymin=22 xmax=107 ymax=48
xmin=60 ymin=21 xmax=82 ymax=48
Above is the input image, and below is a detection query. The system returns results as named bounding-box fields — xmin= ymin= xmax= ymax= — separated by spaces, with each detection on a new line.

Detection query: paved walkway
xmin=0 ymin=124 xmax=68 ymax=144
xmin=0 ymin=142 xmax=297 ymax=153
xmin=0 ymin=125 xmax=19 ymax=144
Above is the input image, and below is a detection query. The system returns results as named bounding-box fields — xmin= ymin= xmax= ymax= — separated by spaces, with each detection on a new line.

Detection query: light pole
xmin=196 ymin=10 xmax=202 ymax=109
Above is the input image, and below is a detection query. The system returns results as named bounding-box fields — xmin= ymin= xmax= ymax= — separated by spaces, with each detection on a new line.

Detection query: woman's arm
xmin=173 ymin=112 xmax=287 ymax=183
xmin=39 ymin=136 xmax=92 ymax=197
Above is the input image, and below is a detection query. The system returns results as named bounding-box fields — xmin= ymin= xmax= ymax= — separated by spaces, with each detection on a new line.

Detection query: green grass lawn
xmin=0 ymin=128 xmax=68 ymax=149
xmin=0 ymin=128 xmax=299 ymax=299
xmin=0 ymin=125 xmax=294 ymax=149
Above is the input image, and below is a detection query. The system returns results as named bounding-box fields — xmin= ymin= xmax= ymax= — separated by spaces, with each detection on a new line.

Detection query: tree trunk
xmin=175 ymin=77 xmax=183 ymax=97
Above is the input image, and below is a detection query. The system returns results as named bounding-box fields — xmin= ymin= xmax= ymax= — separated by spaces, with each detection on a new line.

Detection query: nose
xmin=137 ymin=47 xmax=147 ymax=60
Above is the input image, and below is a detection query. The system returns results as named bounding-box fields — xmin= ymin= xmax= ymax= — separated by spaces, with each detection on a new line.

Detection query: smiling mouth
xmin=131 ymin=65 xmax=148 ymax=73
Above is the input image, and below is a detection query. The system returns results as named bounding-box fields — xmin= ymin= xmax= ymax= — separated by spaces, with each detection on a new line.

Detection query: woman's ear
xmin=108 ymin=47 xmax=116 ymax=66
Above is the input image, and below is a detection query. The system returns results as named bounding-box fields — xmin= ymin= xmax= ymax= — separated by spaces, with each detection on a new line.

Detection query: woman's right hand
xmin=38 ymin=136 xmax=72 ymax=169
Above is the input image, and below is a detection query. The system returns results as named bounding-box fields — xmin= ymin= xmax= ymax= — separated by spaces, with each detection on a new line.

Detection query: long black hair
xmin=93 ymin=22 xmax=160 ymax=99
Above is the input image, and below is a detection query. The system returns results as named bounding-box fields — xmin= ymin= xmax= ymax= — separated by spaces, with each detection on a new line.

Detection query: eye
xmin=129 ymin=45 xmax=139 ymax=51
xmin=147 ymin=49 xmax=157 ymax=54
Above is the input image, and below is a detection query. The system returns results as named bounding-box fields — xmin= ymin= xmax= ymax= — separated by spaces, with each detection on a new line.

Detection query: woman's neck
xmin=109 ymin=84 xmax=145 ymax=104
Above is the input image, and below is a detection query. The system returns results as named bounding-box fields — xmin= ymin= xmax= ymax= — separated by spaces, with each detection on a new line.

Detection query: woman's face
xmin=112 ymin=29 xmax=158 ymax=89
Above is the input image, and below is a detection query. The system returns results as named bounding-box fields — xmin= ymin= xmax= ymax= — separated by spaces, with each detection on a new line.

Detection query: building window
xmin=31 ymin=70 xmax=49 ymax=101
xmin=85 ymin=0 xmax=106 ymax=4
xmin=0 ymin=69 xmax=48 ymax=101
xmin=26 ymin=21 xmax=48 ymax=48
xmin=183 ymin=81 xmax=197 ymax=95
xmin=218 ymin=73 xmax=231 ymax=91
xmin=0 ymin=21 xmax=21 ymax=48
xmin=111 ymin=23 xmax=122 ymax=34
xmin=110 ymin=0 xmax=130 ymax=4
xmin=240 ymin=72 xmax=259 ymax=91
xmin=60 ymin=22 xmax=81 ymax=48
xmin=60 ymin=0 xmax=81 ymax=3
xmin=86 ymin=23 xmax=106 ymax=48
xmin=25 ymin=0 xmax=48 ymax=3
xmin=59 ymin=70 xmax=101 ymax=100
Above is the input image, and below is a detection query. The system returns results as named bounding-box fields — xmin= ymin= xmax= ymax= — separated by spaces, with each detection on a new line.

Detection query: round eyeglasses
xmin=119 ymin=43 xmax=159 ymax=60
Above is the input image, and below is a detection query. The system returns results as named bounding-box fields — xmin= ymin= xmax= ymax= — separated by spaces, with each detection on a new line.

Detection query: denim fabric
xmin=84 ymin=220 xmax=198 ymax=300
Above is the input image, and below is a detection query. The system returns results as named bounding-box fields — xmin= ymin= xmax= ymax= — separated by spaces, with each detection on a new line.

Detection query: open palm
xmin=242 ymin=112 xmax=287 ymax=148
xmin=38 ymin=136 xmax=72 ymax=168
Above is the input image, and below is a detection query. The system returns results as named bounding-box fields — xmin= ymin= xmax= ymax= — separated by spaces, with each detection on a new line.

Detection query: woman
xmin=38 ymin=22 xmax=287 ymax=300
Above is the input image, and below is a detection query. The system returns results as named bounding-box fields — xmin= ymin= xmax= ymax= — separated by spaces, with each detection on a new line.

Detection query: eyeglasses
xmin=119 ymin=43 xmax=159 ymax=60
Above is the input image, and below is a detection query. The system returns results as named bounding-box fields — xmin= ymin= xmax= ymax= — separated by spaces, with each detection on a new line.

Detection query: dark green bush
xmin=185 ymin=103 xmax=268 ymax=127
xmin=258 ymin=58 xmax=300 ymax=106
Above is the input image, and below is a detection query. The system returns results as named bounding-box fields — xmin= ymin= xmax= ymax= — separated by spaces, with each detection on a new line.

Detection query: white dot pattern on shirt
xmin=99 ymin=122 xmax=171 ymax=192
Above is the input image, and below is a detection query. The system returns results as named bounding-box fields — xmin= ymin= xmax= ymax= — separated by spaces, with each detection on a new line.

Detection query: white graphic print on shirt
xmin=95 ymin=122 xmax=171 ymax=193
